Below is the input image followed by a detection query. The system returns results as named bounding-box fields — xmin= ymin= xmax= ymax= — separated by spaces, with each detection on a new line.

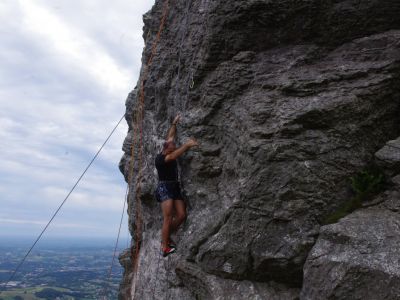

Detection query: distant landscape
xmin=0 ymin=237 xmax=128 ymax=300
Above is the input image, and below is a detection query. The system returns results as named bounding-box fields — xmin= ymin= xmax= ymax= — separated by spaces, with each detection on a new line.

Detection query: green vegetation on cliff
xmin=323 ymin=168 xmax=385 ymax=225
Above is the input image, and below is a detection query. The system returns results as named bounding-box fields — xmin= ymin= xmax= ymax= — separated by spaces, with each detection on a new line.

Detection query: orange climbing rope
xmin=126 ymin=0 xmax=171 ymax=299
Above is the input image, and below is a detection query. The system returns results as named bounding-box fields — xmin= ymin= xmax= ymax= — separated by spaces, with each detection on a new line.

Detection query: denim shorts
xmin=155 ymin=181 xmax=183 ymax=203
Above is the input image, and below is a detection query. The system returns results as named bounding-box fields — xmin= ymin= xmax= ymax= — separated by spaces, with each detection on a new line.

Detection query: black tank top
xmin=155 ymin=153 xmax=178 ymax=181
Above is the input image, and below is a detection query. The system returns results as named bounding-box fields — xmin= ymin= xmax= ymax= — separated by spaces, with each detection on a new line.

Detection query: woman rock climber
xmin=154 ymin=114 xmax=198 ymax=257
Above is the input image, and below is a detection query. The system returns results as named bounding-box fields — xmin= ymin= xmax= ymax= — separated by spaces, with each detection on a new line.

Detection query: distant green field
xmin=0 ymin=242 xmax=121 ymax=299
xmin=0 ymin=286 xmax=73 ymax=300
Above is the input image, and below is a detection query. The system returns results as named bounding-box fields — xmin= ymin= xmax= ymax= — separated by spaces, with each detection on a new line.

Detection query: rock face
xmin=300 ymin=140 xmax=400 ymax=300
xmin=119 ymin=0 xmax=400 ymax=299
xmin=376 ymin=137 xmax=400 ymax=176
xmin=301 ymin=205 xmax=400 ymax=300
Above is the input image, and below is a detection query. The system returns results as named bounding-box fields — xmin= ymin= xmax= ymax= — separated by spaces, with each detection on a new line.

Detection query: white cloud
xmin=40 ymin=174 xmax=127 ymax=213
xmin=0 ymin=217 xmax=97 ymax=229
xmin=0 ymin=0 xmax=155 ymax=238
xmin=19 ymin=0 xmax=132 ymax=96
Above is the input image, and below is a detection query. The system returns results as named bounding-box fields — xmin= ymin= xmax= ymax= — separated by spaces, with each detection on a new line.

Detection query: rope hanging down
xmin=99 ymin=184 xmax=129 ymax=299
xmin=128 ymin=0 xmax=212 ymax=297
xmin=0 ymin=113 xmax=126 ymax=295
xmin=126 ymin=0 xmax=171 ymax=299
xmin=149 ymin=1 xmax=213 ymax=298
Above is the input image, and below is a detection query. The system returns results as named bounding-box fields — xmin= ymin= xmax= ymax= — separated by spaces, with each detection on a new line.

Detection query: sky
xmin=0 ymin=0 xmax=155 ymax=241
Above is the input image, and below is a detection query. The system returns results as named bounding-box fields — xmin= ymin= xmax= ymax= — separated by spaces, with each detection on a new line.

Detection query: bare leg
xmin=161 ymin=199 xmax=173 ymax=249
xmin=170 ymin=199 xmax=186 ymax=233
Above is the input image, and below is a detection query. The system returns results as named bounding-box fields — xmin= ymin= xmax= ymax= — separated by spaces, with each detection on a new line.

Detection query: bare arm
xmin=166 ymin=123 xmax=177 ymax=141
xmin=165 ymin=138 xmax=198 ymax=162
xmin=166 ymin=114 xmax=180 ymax=141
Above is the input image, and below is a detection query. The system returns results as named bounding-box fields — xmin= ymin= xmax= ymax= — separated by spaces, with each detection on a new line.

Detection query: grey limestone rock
xmin=375 ymin=136 xmax=400 ymax=176
xmin=301 ymin=205 xmax=400 ymax=300
xmin=118 ymin=0 xmax=400 ymax=299
xmin=176 ymin=261 xmax=300 ymax=300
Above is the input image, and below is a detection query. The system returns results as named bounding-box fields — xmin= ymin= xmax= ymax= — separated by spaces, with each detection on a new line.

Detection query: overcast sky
xmin=0 ymin=0 xmax=155 ymax=241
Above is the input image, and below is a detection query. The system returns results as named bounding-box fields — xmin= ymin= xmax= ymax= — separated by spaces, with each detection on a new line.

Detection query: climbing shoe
xmin=162 ymin=246 xmax=176 ymax=257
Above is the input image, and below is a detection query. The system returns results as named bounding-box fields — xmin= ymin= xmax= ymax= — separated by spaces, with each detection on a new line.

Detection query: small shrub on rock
xmin=323 ymin=168 xmax=385 ymax=224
